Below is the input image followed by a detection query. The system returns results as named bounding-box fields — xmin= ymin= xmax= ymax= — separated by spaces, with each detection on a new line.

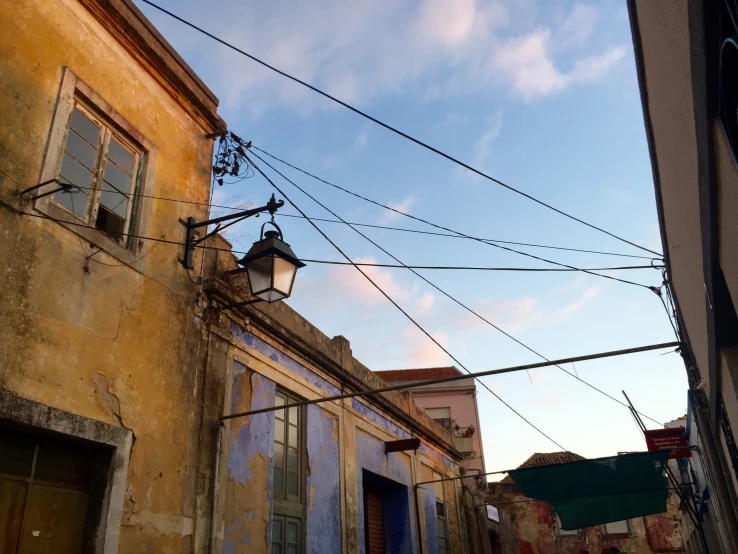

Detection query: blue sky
xmin=135 ymin=0 xmax=687 ymax=475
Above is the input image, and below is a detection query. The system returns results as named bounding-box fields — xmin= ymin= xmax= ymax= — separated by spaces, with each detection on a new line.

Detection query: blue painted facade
xmin=352 ymin=398 xmax=455 ymax=469
xmin=421 ymin=487 xmax=440 ymax=554
xmin=221 ymin=323 xmax=461 ymax=553
xmin=231 ymin=322 xmax=341 ymax=396
xmin=306 ymin=404 xmax=342 ymax=554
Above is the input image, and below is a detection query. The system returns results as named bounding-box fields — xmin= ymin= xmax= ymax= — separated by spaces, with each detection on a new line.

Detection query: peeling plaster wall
xmin=0 ymin=0 xmax=219 ymax=552
xmin=223 ymin=310 xmax=465 ymax=554
xmin=488 ymin=487 xmax=684 ymax=554
xmin=221 ymin=365 xmax=275 ymax=554
xmin=306 ymin=404 xmax=341 ymax=554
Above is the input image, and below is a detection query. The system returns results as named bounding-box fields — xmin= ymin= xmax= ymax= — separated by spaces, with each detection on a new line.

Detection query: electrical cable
xmin=1 ymin=201 xmax=656 ymax=275
xmin=251 ymin=146 xmax=656 ymax=290
xmin=249 ymin=149 xmax=666 ymax=426
xmin=241 ymin=150 xmax=569 ymax=451
xmin=137 ymin=0 xmax=661 ymax=257
xmin=276 ymin=213 xmax=658 ymax=260
xmin=5 ymin=169 xmax=656 ymax=262
xmin=299 ymin=260 xmax=660 ymax=272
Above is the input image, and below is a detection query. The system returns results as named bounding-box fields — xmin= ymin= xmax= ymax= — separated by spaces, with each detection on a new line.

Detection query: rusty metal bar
xmin=218 ymin=341 xmax=680 ymax=424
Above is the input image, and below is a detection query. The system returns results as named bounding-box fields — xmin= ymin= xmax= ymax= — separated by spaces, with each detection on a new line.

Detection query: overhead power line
xmin=300 ymin=260 xmax=659 ymax=272
xmin=277 ymin=214 xmax=657 ymax=260
xmin=249 ymin=150 xmax=665 ymax=426
xmin=137 ymin=0 xmax=662 ymax=258
xmin=41 ymin=180 xmax=654 ymax=261
xmin=0 ymin=201 xmax=658 ymax=277
xmin=252 ymin=146 xmax=656 ymax=291
xmin=242 ymin=151 xmax=568 ymax=451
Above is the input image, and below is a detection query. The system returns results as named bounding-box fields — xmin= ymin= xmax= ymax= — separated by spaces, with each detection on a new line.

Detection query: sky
xmin=134 ymin=0 xmax=687 ymax=476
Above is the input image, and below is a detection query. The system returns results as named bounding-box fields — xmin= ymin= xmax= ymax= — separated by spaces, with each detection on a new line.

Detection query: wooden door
xmin=0 ymin=428 xmax=93 ymax=554
xmin=365 ymin=490 xmax=386 ymax=554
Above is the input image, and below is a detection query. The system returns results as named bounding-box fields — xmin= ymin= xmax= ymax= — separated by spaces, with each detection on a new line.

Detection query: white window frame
xmin=601 ymin=519 xmax=632 ymax=537
xmin=35 ymin=68 xmax=157 ymax=271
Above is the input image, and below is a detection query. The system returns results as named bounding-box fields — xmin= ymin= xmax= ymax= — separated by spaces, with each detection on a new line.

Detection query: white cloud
xmin=468 ymin=296 xmax=544 ymax=333
xmin=381 ymin=197 xmax=417 ymax=222
xmin=558 ymin=285 xmax=602 ymax=316
xmin=356 ymin=130 xmax=369 ymax=148
xmin=153 ymin=1 xmax=626 ymax=115
xmin=492 ymin=30 xmax=626 ymax=101
xmin=473 ymin=110 xmax=504 ymax=167
xmin=399 ymin=326 xmax=450 ymax=366
xmin=554 ymin=3 xmax=598 ymax=51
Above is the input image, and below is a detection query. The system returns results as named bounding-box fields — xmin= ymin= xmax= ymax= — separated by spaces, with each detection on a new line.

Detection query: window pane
xmin=288 ymin=406 xmax=298 ymax=426
xmin=104 ymin=161 xmax=133 ymax=193
xmin=436 ymin=502 xmax=445 ymax=517
xmin=273 ymin=517 xmax=284 ymax=541
xmin=99 ymin=181 xmax=129 ymax=218
xmin=34 ymin=439 xmax=94 ymax=490
xmin=108 ymin=137 xmax=135 ymax=173
xmin=437 ymin=519 xmax=447 ymax=538
xmin=287 ymin=447 xmax=298 ymax=472
xmin=95 ymin=206 xmax=126 ymax=240
xmin=0 ymin=429 xmax=35 ymax=477
xmin=60 ymin=154 xmax=93 ymax=192
xmin=65 ymin=131 xmax=97 ymax=169
xmin=275 ymin=395 xmax=285 ymax=408
xmin=286 ymin=520 xmax=299 ymax=543
xmin=274 ymin=467 xmax=284 ymax=494
xmin=286 ymin=546 xmax=297 ymax=554
xmin=54 ymin=185 xmax=88 ymax=218
xmin=288 ymin=425 xmax=298 ymax=448
xmin=286 ymin=471 xmax=298 ymax=496
xmin=274 ymin=442 xmax=285 ymax=471
xmin=275 ymin=419 xmax=285 ymax=445
xmin=70 ymin=108 xmax=100 ymax=145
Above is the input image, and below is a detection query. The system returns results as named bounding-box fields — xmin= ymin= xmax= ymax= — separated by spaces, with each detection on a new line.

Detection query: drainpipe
xmin=413 ymin=484 xmax=425 ymax=554
xmin=208 ymin=422 xmax=224 ymax=554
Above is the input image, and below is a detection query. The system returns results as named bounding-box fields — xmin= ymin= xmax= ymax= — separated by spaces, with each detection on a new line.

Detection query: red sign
xmin=644 ymin=427 xmax=690 ymax=459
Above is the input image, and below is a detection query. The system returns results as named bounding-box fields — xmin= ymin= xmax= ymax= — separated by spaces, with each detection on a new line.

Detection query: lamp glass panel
xmin=273 ymin=256 xmax=297 ymax=295
xmin=247 ymin=255 xmax=273 ymax=293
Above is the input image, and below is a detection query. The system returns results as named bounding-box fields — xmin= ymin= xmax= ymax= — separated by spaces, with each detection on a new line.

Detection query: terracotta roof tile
xmin=499 ymin=451 xmax=586 ymax=484
xmin=374 ymin=367 xmax=463 ymax=382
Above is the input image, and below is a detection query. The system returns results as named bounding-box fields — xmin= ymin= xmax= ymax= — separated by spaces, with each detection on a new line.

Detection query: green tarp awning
xmin=508 ymin=450 xmax=670 ymax=529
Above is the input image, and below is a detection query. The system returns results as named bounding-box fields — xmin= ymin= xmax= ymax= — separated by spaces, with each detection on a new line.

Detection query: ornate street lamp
xmin=237 ymin=222 xmax=305 ymax=303
xmin=179 ymin=193 xmax=304 ymax=304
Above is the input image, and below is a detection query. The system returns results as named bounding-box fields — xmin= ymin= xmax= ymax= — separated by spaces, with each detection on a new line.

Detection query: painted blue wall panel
xmin=226 ymin=369 xmax=276 ymax=547
xmin=421 ymin=487 xmax=439 ymax=554
xmin=306 ymin=404 xmax=342 ymax=554
xmin=352 ymin=398 xmax=454 ymax=469
xmin=232 ymin=322 xmax=341 ymax=396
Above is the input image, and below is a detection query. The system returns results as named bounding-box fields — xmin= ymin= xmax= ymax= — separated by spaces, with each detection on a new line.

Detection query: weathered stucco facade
xmin=0 ymin=2 xmax=466 ymax=553
xmin=202 ymin=242 xmax=467 ymax=554
xmin=0 ymin=0 xmax=222 ymax=551
xmin=487 ymin=452 xmax=685 ymax=554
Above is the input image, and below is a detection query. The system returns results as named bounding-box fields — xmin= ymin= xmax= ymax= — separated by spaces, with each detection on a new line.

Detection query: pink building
xmin=375 ymin=367 xmax=486 ymax=475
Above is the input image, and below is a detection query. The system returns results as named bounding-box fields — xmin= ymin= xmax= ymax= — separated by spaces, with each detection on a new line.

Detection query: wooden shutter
xmin=365 ymin=491 xmax=386 ymax=554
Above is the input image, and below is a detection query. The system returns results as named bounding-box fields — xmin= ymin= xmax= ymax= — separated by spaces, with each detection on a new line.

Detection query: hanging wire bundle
xmin=212 ymin=131 xmax=255 ymax=186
